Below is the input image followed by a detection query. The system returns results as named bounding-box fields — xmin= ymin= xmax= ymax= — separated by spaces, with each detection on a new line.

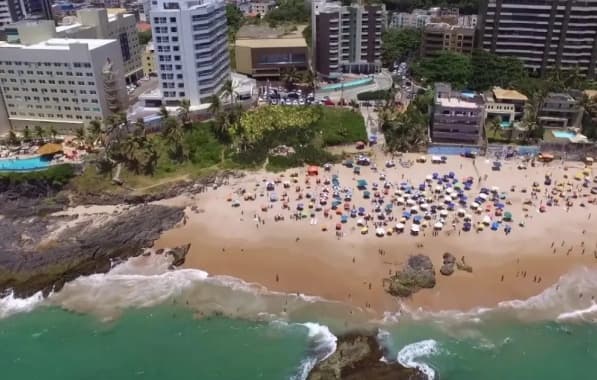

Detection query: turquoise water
xmin=0 ymin=156 xmax=50 ymax=171
xmin=552 ymin=130 xmax=576 ymax=139
xmin=319 ymin=77 xmax=374 ymax=92
xmin=0 ymin=307 xmax=311 ymax=380
xmin=2 ymin=306 xmax=597 ymax=380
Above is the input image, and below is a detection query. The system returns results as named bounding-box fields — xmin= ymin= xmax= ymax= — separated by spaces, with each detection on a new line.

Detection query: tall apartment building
xmin=0 ymin=0 xmax=52 ymax=28
xmin=312 ymin=0 xmax=386 ymax=78
xmin=421 ymin=22 xmax=475 ymax=57
xmin=5 ymin=8 xmax=143 ymax=83
xmin=477 ymin=0 xmax=597 ymax=78
xmin=0 ymin=37 xmax=128 ymax=132
xmin=150 ymin=0 xmax=230 ymax=107
xmin=431 ymin=83 xmax=485 ymax=145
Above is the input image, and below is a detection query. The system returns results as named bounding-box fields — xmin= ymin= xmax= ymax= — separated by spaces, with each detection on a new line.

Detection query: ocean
xmin=1 ymin=255 xmax=596 ymax=380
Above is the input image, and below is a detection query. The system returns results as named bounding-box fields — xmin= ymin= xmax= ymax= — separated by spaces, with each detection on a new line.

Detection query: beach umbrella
xmin=411 ymin=224 xmax=420 ymax=234
xmin=335 ymin=223 xmax=342 ymax=230
xmin=402 ymin=211 xmax=411 ymax=219
xmin=503 ymin=211 xmax=513 ymax=221
xmin=413 ymin=215 xmax=422 ymax=224
xmin=491 ymin=186 xmax=500 ymax=193
xmin=410 ymin=206 xmax=419 ymax=213
xmin=440 ymin=209 xmax=449 ymax=217
xmin=426 ymin=174 xmax=433 ymax=181
xmin=375 ymin=228 xmax=385 ymax=237
xmin=358 ymin=207 xmax=366 ymax=214
xmin=482 ymin=215 xmax=491 ymax=225
xmin=424 ymin=212 xmax=432 ymax=220
xmin=464 ymin=214 xmax=472 ymax=221
xmin=479 ymin=193 xmax=488 ymax=200
xmin=463 ymin=222 xmax=472 ymax=231
xmin=357 ymin=218 xmax=365 ymax=226
xmin=491 ymin=221 xmax=500 ymax=231
xmin=406 ymin=198 xmax=416 ymax=206
xmin=396 ymin=222 xmax=405 ymax=230
xmin=361 ymin=227 xmax=369 ymax=234
xmin=471 ymin=202 xmax=479 ymax=210
xmin=420 ymin=203 xmax=429 ymax=210
xmin=434 ymin=221 xmax=443 ymax=230
xmin=457 ymin=208 xmax=466 ymax=216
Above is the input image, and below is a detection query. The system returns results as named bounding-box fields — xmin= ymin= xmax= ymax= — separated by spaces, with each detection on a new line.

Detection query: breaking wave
xmin=397 ymin=339 xmax=439 ymax=379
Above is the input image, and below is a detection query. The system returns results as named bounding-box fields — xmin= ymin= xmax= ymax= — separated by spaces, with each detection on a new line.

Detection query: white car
xmin=298 ymin=99 xmax=305 ymax=105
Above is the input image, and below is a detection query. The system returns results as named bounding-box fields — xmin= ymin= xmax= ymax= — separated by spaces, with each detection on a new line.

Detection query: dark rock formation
xmin=383 ymin=254 xmax=436 ymax=298
xmin=0 ymin=204 xmax=185 ymax=297
xmin=440 ymin=252 xmax=456 ymax=276
xmin=308 ymin=332 xmax=427 ymax=380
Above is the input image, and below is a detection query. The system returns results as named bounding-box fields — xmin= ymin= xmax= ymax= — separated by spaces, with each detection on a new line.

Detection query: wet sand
xmin=154 ymin=152 xmax=597 ymax=314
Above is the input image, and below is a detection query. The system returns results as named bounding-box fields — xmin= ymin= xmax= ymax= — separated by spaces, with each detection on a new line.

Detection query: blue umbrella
xmin=402 ymin=211 xmax=411 ymax=219
xmin=495 ymin=202 xmax=505 ymax=209
xmin=413 ymin=215 xmax=422 ymax=224
xmin=491 ymin=221 xmax=500 ymax=231
xmin=463 ymin=222 xmax=472 ymax=231
xmin=448 ymin=171 xmax=455 ymax=178
xmin=358 ymin=207 xmax=365 ymax=214
xmin=432 ymin=172 xmax=439 ymax=179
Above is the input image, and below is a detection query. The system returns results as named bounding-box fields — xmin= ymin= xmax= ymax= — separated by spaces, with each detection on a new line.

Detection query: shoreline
xmin=154 ymin=152 xmax=597 ymax=315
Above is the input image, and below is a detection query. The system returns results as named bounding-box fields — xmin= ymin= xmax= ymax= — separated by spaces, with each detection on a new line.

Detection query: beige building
xmin=421 ymin=22 xmax=474 ymax=57
xmin=6 ymin=8 xmax=143 ymax=83
xmin=484 ymin=87 xmax=528 ymax=126
xmin=0 ymin=38 xmax=128 ymax=132
xmin=235 ymin=24 xmax=308 ymax=78
xmin=143 ymin=42 xmax=156 ymax=77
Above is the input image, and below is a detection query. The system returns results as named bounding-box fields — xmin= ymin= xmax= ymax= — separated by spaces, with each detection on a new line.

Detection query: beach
xmin=154 ymin=151 xmax=597 ymax=315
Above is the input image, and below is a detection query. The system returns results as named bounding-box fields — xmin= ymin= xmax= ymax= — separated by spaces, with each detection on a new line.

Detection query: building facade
xmin=538 ymin=92 xmax=583 ymax=129
xmin=431 ymin=83 xmax=484 ymax=144
xmin=312 ymin=0 xmax=386 ymax=78
xmin=56 ymin=8 xmax=143 ymax=83
xmin=0 ymin=38 xmax=128 ymax=132
xmin=143 ymin=41 xmax=156 ymax=76
xmin=151 ymin=0 xmax=230 ymax=107
xmin=421 ymin=23 xmax=475 ymax=57
xmin=477 ymin=0 xmax=597 ymax=78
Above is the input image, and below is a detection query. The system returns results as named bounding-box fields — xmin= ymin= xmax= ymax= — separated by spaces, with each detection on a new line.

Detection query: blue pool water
xmin=428 ymin=145 xmax=480 ymax=156
xmin=552 ymin=130 xmax=576 ymax=139
xmin=0 ymin=156 xmax=50 ymax=171
xmin=319 ymin=77 xmax=374 ymax=92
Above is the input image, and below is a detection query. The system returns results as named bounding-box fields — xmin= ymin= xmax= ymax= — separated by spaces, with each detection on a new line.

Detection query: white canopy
xmin=357 ymin=218 xmax=365 ymax=226
xmin=482 ymin=215 xmax=492 ymax=225
xmin=434 ymin=221 xmax=443 ymax=229
xmin=479 ymin=193 xmax=488 ymax=200
xmin=396 ymin=223 xmax=405 ymax=230
xmin=471 ymin=202 xmax=480 ymax=209
xmin=406 ymin=199 xmax=416 ymax=206
xmin=420 ymin=203 xmax=429 ymax=210
xmin=457 ymin=208 xmax=466 ymax=216
xmin=440 ymin=209 xmax=449 ymax=217
xmin=376 ymin=228 xmax=386 ymax=236
xmin=411 ymin=224 xmax=420 ymax=232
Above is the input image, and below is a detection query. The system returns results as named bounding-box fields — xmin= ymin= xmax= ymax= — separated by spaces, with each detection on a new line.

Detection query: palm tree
xmin=75 ymin=127 xmax=86 ymax=147
xmin=488 ymin=116 xmax=503 ymax=139
xmin=88 ymin=120 xmax=102 ymax=146
xmin=7 ymin=128 xmax=20 ymax=146
xmin=281 ymin=67 xmax=300 ymax=91
xmin=34 ymin=125 xmax=45 ymax=143
xmin=178 ymin=98 xmax=192 ymax=128
xmin=159 ymin=104 xmax=170 ymax=119
xmin=134 ymin=118 xmax=147 ymax=139
xmin=48 ymin=126 xmax=58 ymax=142
xmin=22 ymin=126 xmax=32 ymax=143
xmin=208 ymin=95 xmax=222 ymax=116
xmin=302 ymin=69 xmax=317 ymax=94
xmin=163 ymin=116 xmax=186 ymax=161
xmin=580 ymin=92 xmax=597 ymax=139
xmin=221 ymin=79 xmax=237 ymax=104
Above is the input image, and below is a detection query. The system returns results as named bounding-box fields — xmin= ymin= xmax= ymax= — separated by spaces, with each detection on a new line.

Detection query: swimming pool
xmin=552 ymin=130 xmax=576 ymax=139
xmin=428 ymin=145 xmax=480 ymax=156
xmin=0 ymin=156 xmax=51 ymax=171
xmin=319 ymin=77 xmax=374 ymax=92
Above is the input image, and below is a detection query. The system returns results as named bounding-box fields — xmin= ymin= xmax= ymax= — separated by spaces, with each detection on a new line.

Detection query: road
xmin=359 ymin=104 xmax=384 ymax=144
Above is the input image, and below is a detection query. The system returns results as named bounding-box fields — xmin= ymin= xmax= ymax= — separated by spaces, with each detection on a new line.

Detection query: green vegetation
xmin=265 ymin=0 xmax=309 ymax=26
xmin=357 ymin=89 xmax=392 ymax=101
xmin=469 ymin=50 xmax=526 ymax=91
xmin=382 ymin=0 xmax=479 ymax=14
xmin=226 ymin=4 xmax=244 ymax=41
xmin=382 ymin=90 xmax=432 ymax=152
xmin=315 ymin=107 xmax=367 ymax=145
xmin=412 ymin=51 xmax=472 ymax=89
xmin=138 ymin=30 xmax=152 ymax=45
xmin=381 ymin=28 xmax=421 ymax=66
xmin=0 ymin=164 xmax=75 ymax=186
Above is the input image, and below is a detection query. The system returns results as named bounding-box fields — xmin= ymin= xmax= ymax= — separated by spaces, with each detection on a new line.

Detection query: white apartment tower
xmin=150 ymin=0 xmax=230 ymax=107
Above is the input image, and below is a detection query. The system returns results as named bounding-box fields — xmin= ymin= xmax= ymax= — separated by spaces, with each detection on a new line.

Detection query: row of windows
xmin=155 ymin=36 xmax=179 ymax=43
xmin=164 ymin=91 xmax=185 ymax=98
xmin=153 ymin=16 xmax=177 ymax=24
xmin=0 ymin=61 xmax=91 ymax=68
xmin=158 ymin=55 xmax=181 ymax=62
xmin=6 ymin=96 xmax=98 ymax=104
xmin=2 ymin=87 xmax=96 ymax=95
xmin=1 ymin=78 xmax=95 ymax=87
xmin=8 ymin=112 xmax=100 ymax=120
xmin=0 ymin=69 xmax=93 ymax=77
xmin=162 ymin=82 xmax=185 ymax=89
xmin=160 ymin=73 xmax=184 ymax=80
xmin=157 ymin=45 xmax=180 ymax=53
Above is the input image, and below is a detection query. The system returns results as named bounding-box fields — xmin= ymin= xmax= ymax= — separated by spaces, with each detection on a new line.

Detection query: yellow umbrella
xmin=37 ymin=143 xmax=63 ymax=156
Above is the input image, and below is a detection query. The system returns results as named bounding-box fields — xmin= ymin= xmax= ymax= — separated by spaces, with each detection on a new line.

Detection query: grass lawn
xmin=316 ymin=107 xmax=367 ymax=146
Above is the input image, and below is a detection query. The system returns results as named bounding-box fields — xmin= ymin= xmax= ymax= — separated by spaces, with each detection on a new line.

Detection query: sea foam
xmin=397 ymin=339 xmax=439 ymax=379
xmin=0 ymin=290 xmax=45 ymax=319
xmin=288 ymin=322 xmax=338 ymax=380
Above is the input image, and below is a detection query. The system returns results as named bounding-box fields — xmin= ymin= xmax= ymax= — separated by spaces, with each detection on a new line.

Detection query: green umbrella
xmin=503 ymin=211 xmax=513 ymax=221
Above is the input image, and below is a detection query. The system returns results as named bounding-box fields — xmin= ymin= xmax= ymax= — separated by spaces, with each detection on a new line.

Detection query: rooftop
xmin=236 ymin=24 xmax=306 ymax=39
xmin=436 ymin=97 xmax=480 ymax=109
xmin=492 ymin=87 xmax=528 ymax=101
xmin=0 ymin=38 xmax=115 ymax=51
xmin=235 ymin=37 xmax=307 ymax=48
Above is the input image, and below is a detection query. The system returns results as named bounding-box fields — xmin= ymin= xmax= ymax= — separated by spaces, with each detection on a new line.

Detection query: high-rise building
xmin=0 ymin=38 xmax=128 ymax=132
xmin=5 ymin=8 xmax=143 ymax=83
xmin=150 ymin=0 xmax=230 ymax=107
xmin=0 ymin=0 xmax=52 ymax=28
xmin=311 ymin=0 xmax=386 ymax=79
xmin=477 ymin=0 xmax=597 ymax=78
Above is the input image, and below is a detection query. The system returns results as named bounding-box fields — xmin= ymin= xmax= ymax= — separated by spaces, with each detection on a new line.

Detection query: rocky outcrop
xmin=383 ymin=254 xmax=436 ymax=298
xmin=308 ymin=332 xmax=427 ymax=380
xmin=0 ymin=204 xmax=185 ymax=297
xmin=440 ymin=252 xmax=456 ymax=276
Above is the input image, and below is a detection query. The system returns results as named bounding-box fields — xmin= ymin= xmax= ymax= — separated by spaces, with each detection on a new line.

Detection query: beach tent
xmin=37 ymin=143 xmax=63 ymax=156
xmin=307 ymin=166 xmax=319 ymax=176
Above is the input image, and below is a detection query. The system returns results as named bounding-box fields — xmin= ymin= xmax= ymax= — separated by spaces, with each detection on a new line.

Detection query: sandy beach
xmin=154 ymin=150 xmax=597 ymax=314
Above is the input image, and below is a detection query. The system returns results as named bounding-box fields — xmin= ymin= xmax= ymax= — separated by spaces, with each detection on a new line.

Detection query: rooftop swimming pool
xmin=552 ymin=130 xmax=576 ymax=139
xmin=0 ymin=156 xmax=51 ymax=172
xmin=319 ymin=77 xmax=374 ymax=92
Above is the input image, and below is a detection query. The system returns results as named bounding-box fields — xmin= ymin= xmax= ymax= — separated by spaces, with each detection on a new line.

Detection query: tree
xmin=138 ymin=30 xmax=152 ymax=45
xmin=34 ymin=125 xmax=45 ymax=142
xmin=412 ymin=51 xmax=472 ymax=89
xmin=302 ymin=69 xmax=317 ymax=94
xmin=221 ymin=79 xmax=238 ymax=104
xmin=208 ymin=95 xmax=222 ymax=116
xmin=74 ymin=127 xmax=86 ymax=147
xmin=178 ymin=98 xmax=192 ymax=128
xmin=7 ymin=128 xmax=20 ymax=146
xmin=22 ymin=126 xmax=32 ymax=142
xmin=381 ymin=28 xmax=421 ymax=67
xmin=486 ymin=116 xmax=503 ymax=141
xmin=48 ymin=126 xmax=58 ymax=142
xmin=281 ymin=67 xmax=301 ymax=90
xmin=88 ymin=119 xmax=102 ymax=146
xmin=265 ymin=0 xmax=309 ymax=26
xmin=159 ymin=105 xmax=170 ymax=119
xmin=470 ymin=49 xmax=526 ymax=91
xmin=580 ymin=93 xmax=597 ymax=140
xmin=163 ymin=116 xmax=187 ymax=161
xmin=226 ymin=4 xmax=244 ymax=41
xmin=521 ymin=93 xmax=543 ymax=143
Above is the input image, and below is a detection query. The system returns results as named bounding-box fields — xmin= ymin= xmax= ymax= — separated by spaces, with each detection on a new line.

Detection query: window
xmin=171 ymin=27 xmax=177 ymax=33
xmin=170 ymin=17 xmax=177 ymax=22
